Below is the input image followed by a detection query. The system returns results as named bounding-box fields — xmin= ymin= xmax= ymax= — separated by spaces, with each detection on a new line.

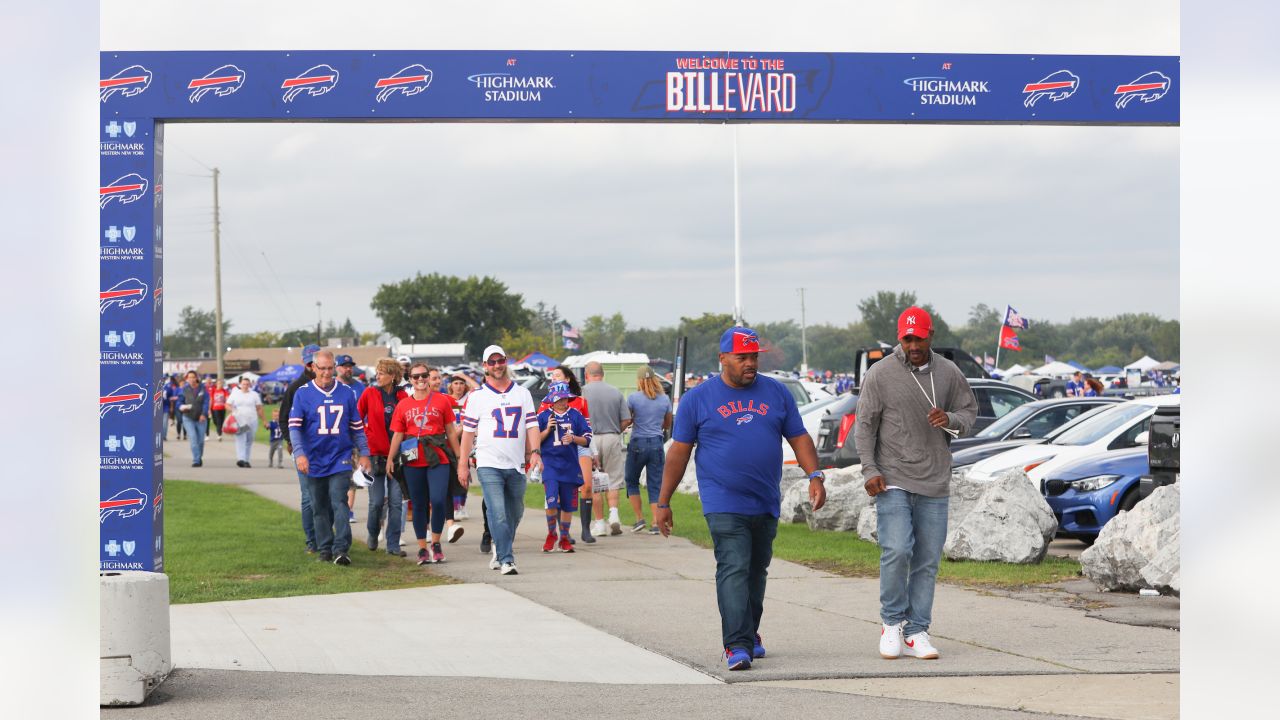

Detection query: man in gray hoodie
xmin=854 ymin=306 xmax=977 ymax=661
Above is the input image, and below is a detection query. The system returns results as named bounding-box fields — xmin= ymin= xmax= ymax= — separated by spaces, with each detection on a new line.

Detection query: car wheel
xmin=1117 ymin=487 xmax=1141 ymax=513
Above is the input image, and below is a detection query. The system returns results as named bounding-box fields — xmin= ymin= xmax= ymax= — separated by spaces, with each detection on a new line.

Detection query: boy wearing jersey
xmin=458 ymin=345 xmax=542 ymax=576
xmin=536 ymin=383 xmax=593 ymax=554
xmin=289 ymin=350 xmax=372 ymax=566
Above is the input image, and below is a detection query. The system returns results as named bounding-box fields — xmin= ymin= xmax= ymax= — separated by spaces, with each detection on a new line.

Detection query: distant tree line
xmin=167 ymin=277 xmax=1179 ymax=375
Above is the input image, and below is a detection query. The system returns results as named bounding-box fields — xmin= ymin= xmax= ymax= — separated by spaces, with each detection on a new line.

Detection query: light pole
xmin=798 ymin=287 xmax=809 ymax=376
xmin=315 ymin=301 xmax=322 ymax=346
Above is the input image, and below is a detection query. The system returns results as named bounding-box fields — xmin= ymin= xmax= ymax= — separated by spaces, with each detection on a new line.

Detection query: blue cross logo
xmin=104 ymin=540 xmax=122 ymax=556
xmin=104 ymin=225 xmax=122 ymax=244
xmin=104 ymin=435 xmax=122 ymax=452
xmin=105 ymin=121 xmax=122 ymax=138
xmin=104 ymin=331 xmax=122 ymax=347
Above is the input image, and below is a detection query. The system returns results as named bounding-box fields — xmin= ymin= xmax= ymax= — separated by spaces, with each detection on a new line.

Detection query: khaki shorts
xmin=594 ymin=433 xmax=626 ymax=491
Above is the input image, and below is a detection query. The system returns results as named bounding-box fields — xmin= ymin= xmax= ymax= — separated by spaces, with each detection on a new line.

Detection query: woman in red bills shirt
xmin=388 ymin=363 xmax=461 ymax=565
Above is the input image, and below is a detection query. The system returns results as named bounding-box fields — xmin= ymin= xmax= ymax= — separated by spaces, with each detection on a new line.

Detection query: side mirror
xmin=1134 ymin=431 xmax=1150 ymax=445
xmin=1011 ymin=427 xmax=1033 ymax=439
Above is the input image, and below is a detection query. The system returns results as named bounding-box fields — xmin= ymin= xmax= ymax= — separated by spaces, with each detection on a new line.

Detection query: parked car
xmin=949 ymin=397 xmax=1123 ymax=454
xmin=782 ymin=392 xmax=858 ymax=466
xmin=816 ymin=378 xmax=1036 ymax=469
xmin=1041 ymin=447 xmax=1149 ymax=542
xmin=950 ymin=402 xmax=1119 ymax=471
xmin=964 ymin=395 xmax=1180 ymax=487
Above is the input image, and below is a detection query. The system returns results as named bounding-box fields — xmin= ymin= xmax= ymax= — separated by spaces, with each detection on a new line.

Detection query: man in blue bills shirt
xmin=655 ymin=327 xmax=827 ymax=671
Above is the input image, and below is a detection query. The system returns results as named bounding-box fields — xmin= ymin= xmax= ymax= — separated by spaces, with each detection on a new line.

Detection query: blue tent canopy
xmin=518 ymin=352 xmax=557 ymax=368
xmin=1094 ymin=365 xmax=1123 ymax=374
xmin=258 ymin=364 xmax=304 ymax=383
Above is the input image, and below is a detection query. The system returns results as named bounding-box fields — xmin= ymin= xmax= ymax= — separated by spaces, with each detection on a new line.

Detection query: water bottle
xmin=529 ymin=464 xmax=543 ymax=484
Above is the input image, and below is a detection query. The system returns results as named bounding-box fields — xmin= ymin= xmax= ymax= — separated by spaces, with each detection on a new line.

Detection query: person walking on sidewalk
xmin=655 ymin=327 xmax=827 ymax=671
xmin=178 ymin=370 xmax=210 ymax=467
xmin=458 ymin=345 xmax=541 ymax=576
xmin=580 ymin=361 xmax=631 ymax=540
xmin=226 ymin=376 xmax=264 ymax=467
xmin=854 ymin=307 xmax=977 ymax=661
xmin=267 ymin=409 xmax=285 ymax=468
xmin=209 ymin=379 xmax=228 ymax=442
xmin=279 ymin=344 xmax=320 ymax=554
xmin=289 ymin=350 xmax=371 ymax=566
xmin=337 ymin=354 xmax=367 ymax=523
xmin=356 ymin=357 xmax=408 ymax=557
xmin=536 ymin=382 xmax=593 ymax=554
xmin=626 ymin=365 xmax=672 ymax=535
xmin=388 ymin=363 xmax=462 ymax=565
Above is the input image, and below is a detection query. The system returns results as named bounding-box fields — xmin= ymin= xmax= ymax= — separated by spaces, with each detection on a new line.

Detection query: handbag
xmin=222 ymin=413 xmax=239 ymax=435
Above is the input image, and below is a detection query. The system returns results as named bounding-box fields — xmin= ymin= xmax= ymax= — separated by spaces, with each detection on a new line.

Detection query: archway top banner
xmin=101 ymin=50 xmax=1178 ymax=124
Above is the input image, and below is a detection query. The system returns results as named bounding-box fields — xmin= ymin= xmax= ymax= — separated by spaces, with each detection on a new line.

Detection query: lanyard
xmin=907 ymin=366 xmax=960 ymax=439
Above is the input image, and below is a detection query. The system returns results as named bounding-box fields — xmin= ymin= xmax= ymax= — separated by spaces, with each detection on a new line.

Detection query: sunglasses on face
xmin=410 ymin=373 xmax=430 ymax=380
xmin=485 ymin=358 xmax=507 ymax=366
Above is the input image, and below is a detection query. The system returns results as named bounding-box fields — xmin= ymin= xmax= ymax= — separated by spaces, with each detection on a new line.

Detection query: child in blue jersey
xmin=536 ymin=382 xmax=592 ymax=554
xmin=268 ymin=409 xmax=285 ymax=468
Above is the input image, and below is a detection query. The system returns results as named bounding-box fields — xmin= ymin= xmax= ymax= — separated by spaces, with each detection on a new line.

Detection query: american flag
xmin=561 ymin=323 xmax=580 ymax=340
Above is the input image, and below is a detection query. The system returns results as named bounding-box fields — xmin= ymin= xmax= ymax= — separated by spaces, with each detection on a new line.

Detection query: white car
xmin=965 ymin=394 xmax=1180 ymax=486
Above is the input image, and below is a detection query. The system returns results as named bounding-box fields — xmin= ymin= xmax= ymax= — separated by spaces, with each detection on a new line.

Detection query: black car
xmin=949 ymin=401 xmax=1121 ymax=470
xmin=816 ymin=378 xmax=1036 ymax=469
xmin=948 ymin=397 xmax=1123 ymax=453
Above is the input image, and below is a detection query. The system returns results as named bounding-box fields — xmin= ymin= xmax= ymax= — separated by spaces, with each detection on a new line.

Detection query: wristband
xmin=657 ymin=503 xmax=670 ymax=509
xmin=808 ymin=470 xmax=825 ymax=481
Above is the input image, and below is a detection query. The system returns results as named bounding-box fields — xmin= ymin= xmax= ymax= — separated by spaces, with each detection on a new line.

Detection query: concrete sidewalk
xmin=146 ymin=435 xmax=1180 ymax=719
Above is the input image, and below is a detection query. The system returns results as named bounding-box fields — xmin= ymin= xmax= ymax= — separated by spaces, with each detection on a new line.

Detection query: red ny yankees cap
xmin=897 ymin=307 xmax=933 ymax=339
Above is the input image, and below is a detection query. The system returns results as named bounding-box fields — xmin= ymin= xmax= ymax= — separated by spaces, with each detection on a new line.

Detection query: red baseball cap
xmin=897 ymin=307 xmax=933 ymax=339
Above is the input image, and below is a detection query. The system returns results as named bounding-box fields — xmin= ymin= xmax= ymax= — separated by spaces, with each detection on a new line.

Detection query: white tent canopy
xmin=1124 ymin=355 xmax=1160 ymax=372
xmin=225 ymin=371 xmax=261 ymax=386
xmin=1002 ymin=363 xmax=1030 ymax=375
xmin=1030 ymin=361 xmax=1079 ymax=377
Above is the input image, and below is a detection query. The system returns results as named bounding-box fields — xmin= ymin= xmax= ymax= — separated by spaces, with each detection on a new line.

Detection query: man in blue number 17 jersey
xmin=290 ymin=349 xmax=371 ymax=566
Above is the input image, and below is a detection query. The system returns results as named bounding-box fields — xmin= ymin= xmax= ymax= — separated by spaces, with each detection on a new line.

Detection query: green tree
xmin=857 ymin=291 xmax=918 ymax=345
xmin=230 ymin=330 xmax=282 ymax=349
xmin=675 ymin=312 xmax=736 ymax=373
xmin=496 ymin=327 xmax=564 ymax=362
xmin=164 ymin=306 xmax=231 ymax=357
xmin=581 ymin=313 xmax=628 ymax=353
xmin=370 ymin=273 xmax=533 ymax=359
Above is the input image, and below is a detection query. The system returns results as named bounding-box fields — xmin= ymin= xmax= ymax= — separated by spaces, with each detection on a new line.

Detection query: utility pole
xmin=798 ymin=287 xmax=809 ymax=376
xmin=316 ymin=301 xmax=322 ymax=346
xmin=212 ymin=167 xmax=225 ymax=388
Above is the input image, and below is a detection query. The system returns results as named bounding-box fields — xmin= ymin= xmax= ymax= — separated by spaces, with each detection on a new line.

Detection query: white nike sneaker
xmin=488 ymin=547 xmax=500 ymax=571
xmin=902 ymin=631 xmax=940 ymax=659
xmin=879 ymin=622 xmax=904 ymax=659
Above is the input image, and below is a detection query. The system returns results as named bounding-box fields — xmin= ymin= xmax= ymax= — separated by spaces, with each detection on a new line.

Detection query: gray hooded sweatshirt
xmin=853 ymin=345 xmax=978 ymax=498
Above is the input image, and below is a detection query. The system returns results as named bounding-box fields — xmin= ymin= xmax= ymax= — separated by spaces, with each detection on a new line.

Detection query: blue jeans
xmin=234 ymin=425 xmax=255 ymax=463
xmin=181 ymin=416 xmax=207 ymax=463
xmin=405 ymin=464 xmax=450 ymax=539
xmin=308 ymin=471 xmax=353 ymax=556
xmin=875 ymin=489 xmax=949 ymax=637
xmin=366 ymin=465 xmax=403 ymax=554
xmin=296 ymin=468 xmax=317 ymax=550
xmin=477 ymin=466 xmax=527 ymax=566
xmin=706 ymin=512 xmax=777 ymax=652
xmin=625 ymin=435 xmax=666 ymax=504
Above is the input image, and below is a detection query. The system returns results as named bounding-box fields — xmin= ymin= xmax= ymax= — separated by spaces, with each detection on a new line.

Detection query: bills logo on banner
xmin=1115 ymin=71 xmax=1171 ymax=109
xmin=154 ymin=276 xmax=163 ymax=310
xmin=100 ymin=173 xmax=149 ymax=209
xmin=100 ymin=383 xmax=149 ymax=419
xmin=375 ymin=64 xmax=433 ymax=102
xmin=100 ymin=487 xmax=148 ymax=523
xmin=153 ymin=486 xmax=164 ymax=520
xmin=100 ymin=64 xmax=152 ymax=102
xmin=282 ymin=64 xmax=340 ymax=102
xmin=1022 ymin=69 xmax=1079 ymax=108
xmin=188 ymin=64 xmax=247 ymax=103
xmin=100 ymin=278 xmax=148 ymax=313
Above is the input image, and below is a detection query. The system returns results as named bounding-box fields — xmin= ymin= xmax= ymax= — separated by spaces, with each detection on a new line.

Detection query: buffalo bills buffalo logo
xmin=735 ymin=414 xmax=754 ymax=426
xmin=282 ymin=64 xmax=340 ymax=103
xmin=734 ymin=332 xmax=759 ymax=350
xmin=1115 ymin=71 xmax=1171 ymax=109
xmin=375 ymin=64 xmax=433 ymax=102
xmin=100 ymin=383 xmax=149 ymax=419
xmin=100 ymin=174 xmax=149 ymax=209
xmin=100 ymin=487 xmax=148 ymax=523
xmin=1022 ymin=70 xmax=1079 ymax=108
xmin=189 ymin=64 xmax=246 ymax=103
xmin=100 ymin=65 xmax=152 ymax=102
xmin=100 ymin=278 xmax=149 ymax=314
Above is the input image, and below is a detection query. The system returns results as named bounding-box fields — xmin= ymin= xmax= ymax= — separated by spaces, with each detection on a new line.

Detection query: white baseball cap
xmin=481 ymin=345 xmax=506 ymax=361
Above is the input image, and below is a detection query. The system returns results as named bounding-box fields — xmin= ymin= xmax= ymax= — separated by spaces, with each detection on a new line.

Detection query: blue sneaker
xmin=724 ymin=646 xmax=752 ymax=671
xmin=753 ymin=633 xmax=766 ymax=659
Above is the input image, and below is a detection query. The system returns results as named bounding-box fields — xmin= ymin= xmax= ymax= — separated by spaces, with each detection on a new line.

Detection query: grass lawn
xmin=165 ymin=479 xmax=453 ymax=604
xmin=523 ymin=482 xmax=1081 ymax=589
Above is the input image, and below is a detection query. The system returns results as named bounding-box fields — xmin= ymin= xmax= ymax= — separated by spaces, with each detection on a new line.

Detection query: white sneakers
xmin=903 ymin=631 xmax=940 ymax=659
xmin=500 ymin=562 xmax=518 ymax=575
xmin=879 ymin=622 xmax=904 ymax=659
xmin=488 ymin=547 xmax=500 ymax=571
xmin=590 ymin=519 xmax=607 ymax=537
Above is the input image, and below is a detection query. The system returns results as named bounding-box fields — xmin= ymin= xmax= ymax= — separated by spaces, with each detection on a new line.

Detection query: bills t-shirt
xmin=390 ymin=392 xmax=455 ymax=467
xmin=672 ymin=374 xmax=806 ymax=517
xmin=461 ymin=380 xmax=537 ymax=470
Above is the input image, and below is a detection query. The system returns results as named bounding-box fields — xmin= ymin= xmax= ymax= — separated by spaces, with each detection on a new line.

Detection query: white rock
xmin=803 ymin=467 xmax=870 ymax=532
xmin=943 ymin=470 xmax=1058 ymax=564
xmin=856 ymin=506 xmax=878 ymax=543
xmin=1081 ymin=483 xmax=1180 ymax=594
xmin=779 ymin=476 xmax=811 ymax=523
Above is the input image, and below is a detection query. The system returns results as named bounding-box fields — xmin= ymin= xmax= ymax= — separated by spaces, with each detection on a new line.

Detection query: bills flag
xmin=999 ymin=325 xmax=1021 ymax=352
xmin=1003 ymin=305 xmax=1029 ymax=330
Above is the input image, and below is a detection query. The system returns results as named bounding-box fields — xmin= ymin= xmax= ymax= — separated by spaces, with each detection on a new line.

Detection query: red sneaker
xmin=543 ymin=533 xmax=557 ymax=553
xmin=558 ymin=536 xmax=575 ymax=553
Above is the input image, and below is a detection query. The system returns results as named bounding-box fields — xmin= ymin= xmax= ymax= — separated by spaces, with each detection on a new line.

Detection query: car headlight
xmin=1069 ymin=474 xmax=1121 ymax=492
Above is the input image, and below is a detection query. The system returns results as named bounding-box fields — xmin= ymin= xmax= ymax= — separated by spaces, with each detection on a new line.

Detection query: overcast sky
xmin=103 ymin=0 xmax=1179 ymax=338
